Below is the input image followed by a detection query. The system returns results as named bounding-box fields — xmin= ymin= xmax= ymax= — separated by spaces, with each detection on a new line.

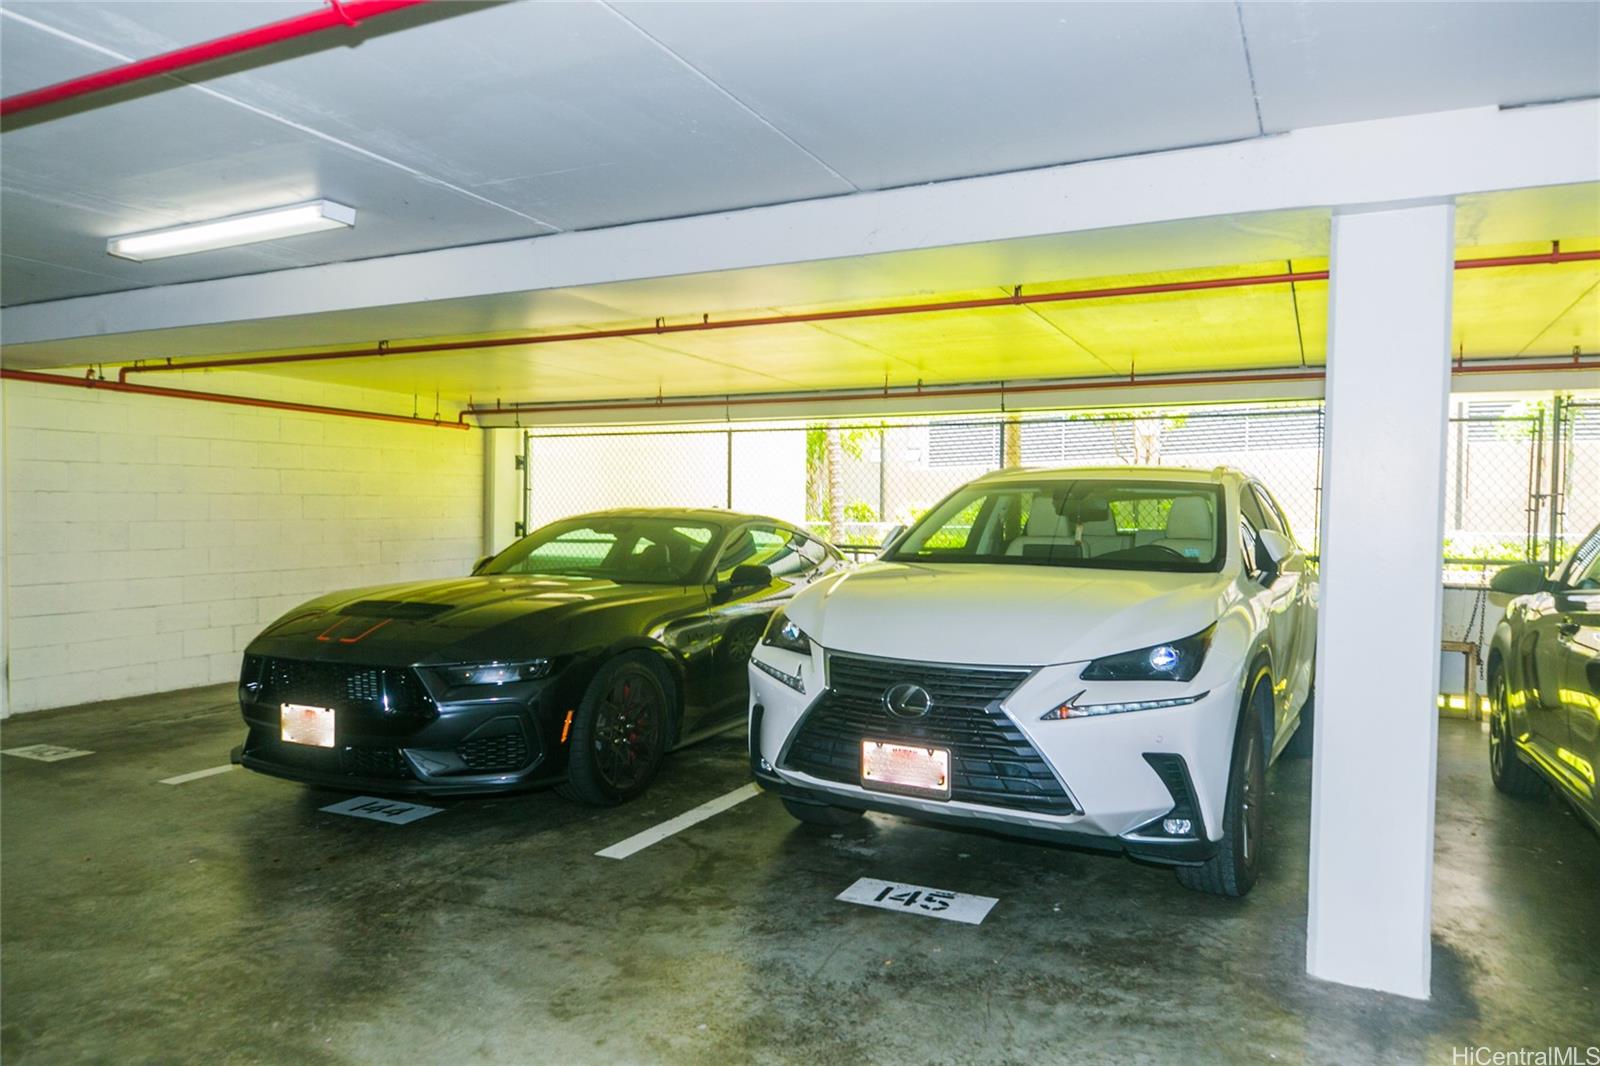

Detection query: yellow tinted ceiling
xmin=147 ymin=245 xmax=1595 ymax=406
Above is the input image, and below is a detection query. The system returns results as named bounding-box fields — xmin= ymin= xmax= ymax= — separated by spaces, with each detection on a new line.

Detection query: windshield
xmin=885 ymin=478 xmax=1226 ymax=573
xmin=483 ymin=516 xmax=721 ymax=584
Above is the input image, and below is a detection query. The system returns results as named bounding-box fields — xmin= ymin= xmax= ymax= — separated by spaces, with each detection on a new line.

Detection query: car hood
xmin=786 ymin=561 xmax=1232 ymax=667
xmin=247 ymin=573 xmax=694 ymax=666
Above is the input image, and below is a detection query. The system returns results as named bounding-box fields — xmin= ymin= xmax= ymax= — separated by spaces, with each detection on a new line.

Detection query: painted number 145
xmin=873 ymin=885 xmax=954 ymax=911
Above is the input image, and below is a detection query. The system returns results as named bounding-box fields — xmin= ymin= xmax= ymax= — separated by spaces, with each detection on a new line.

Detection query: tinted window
xmin=716 ymin=525 xmax=809 ymax=581
xmin=1240 ymin=484 xmax=1271 ymax=535
xmin=485 ymin=516 xmax=720 ymax=584
xmin=1241 ymin=480 xmax=1292 ymax=541
xmin=1567 ymin=529 xmax=1600 ymax=589
xmin=887 ymin=478 xmax=1225 ymax=573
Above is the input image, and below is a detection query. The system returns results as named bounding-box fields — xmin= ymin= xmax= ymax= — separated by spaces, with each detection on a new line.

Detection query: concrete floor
xmin=2 ymin=686 xmax=1596 ymax=1066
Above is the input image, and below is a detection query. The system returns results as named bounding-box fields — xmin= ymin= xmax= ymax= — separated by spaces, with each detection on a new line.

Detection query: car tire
xmin=559 ymin=651 xmax=674 ymax=807
xmin=1176 ymin=677 xmax=1268 ymax=898
xmin=1283 ymin=683 xmax=1314 ymax=759
xmin=781 ymin=795 xmax=864 ymax=827
xmin=1489 ymin=668 xmax=1544 ymax=798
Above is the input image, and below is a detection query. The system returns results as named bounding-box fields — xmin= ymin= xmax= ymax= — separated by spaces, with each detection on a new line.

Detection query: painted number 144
xmin=873 ymin=885 xmax=954 ymax=911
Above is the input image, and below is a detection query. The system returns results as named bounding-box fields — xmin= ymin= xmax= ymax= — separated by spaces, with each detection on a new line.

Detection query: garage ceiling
xmin=0 ymin=3 xmax=1596 ymax=410
xmin=67 ymin=230 xmax=1599 ymax=408
xmin=2 ymin=1 xmax=1597 ymax=308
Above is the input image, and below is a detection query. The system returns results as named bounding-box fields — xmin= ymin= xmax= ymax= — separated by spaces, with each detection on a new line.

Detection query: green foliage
xmin=805 ymin=423 xmax=878 ymax=521
xmin=843 ymin=501 xmax=877 ymax=523
xmin=1441 ymin=535 xmax=1531 ymax=563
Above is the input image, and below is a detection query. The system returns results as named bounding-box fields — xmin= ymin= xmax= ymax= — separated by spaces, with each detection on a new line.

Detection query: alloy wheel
xmin=592 ymin=667 xmax=664 ymax=792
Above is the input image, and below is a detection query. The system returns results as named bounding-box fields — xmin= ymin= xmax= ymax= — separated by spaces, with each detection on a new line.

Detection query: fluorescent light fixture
xmin=107 ymin=200 xmax=355 ymax=261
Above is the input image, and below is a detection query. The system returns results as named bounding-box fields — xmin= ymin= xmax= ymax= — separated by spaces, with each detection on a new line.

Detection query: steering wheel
xmin=1144 ymin=544 xmax=1189 ymax=560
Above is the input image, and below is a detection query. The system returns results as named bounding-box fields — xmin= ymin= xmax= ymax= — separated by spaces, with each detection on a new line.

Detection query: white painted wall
xmin=1 ymin=375 xmax=482 ymax=714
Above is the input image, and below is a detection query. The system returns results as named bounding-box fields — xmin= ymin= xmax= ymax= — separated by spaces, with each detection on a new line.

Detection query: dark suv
xmin=1487 ymin=523 xmax=1600 ymax=831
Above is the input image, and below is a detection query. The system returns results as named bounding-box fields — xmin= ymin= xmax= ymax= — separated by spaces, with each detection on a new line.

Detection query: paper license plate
xmin=861 ymin=740 xmax=950 ymax=798
xmin=281 ymin=703 xmax=335 ymax=748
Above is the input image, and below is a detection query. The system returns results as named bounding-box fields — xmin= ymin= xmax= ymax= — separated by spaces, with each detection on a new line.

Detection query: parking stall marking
xmin=2 ymin=744 xmax=94 ymax=763
xmin=160 ymin=765 xmax=237 ymax=785
xmin=320 ymin=796 xmax=444 ymax=824
xmin=837 ymin=877 xmax=999 ymax=925
xmin=596 ymin=782 xmax=761 ymax=860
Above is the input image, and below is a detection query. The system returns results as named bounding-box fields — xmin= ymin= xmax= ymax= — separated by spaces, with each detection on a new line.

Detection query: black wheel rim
xmin=1241 ymin=726 xmax=1263 ymax=865
xmin=592 ymin=667 xmax=663 ymax=792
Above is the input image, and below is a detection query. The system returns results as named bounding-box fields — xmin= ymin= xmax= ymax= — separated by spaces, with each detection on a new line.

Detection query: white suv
xmin=748 ymin=466 xmax=1317 ymax=897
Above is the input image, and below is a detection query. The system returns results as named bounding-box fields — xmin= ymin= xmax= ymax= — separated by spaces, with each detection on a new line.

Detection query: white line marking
xmin=596 ymin=782 xmax=762 ymax=859
xmin=837 ymin=878 xmax=998 ymax=925
xmin=160 ymin=765 xmax=237 ymax=785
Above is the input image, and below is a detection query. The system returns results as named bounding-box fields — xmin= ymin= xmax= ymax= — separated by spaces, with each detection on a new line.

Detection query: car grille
xmin=458 ymin=732 xmax=531 ymax=772
xmin=243 ymin=655 xmax=432 ymax=719
xmin=341 ymin=745 xmax=408 ymax=778
xmin=244 ymin=728 xmax=415 ymax=781
xmin=781 ymin=652 xmax=1078 ymax=815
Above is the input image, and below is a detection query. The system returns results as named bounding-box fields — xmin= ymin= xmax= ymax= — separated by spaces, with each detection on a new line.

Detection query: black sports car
xmin=233 ymin=509 xmax=845 ymax=804
xmin=1487 ymin=520 xmax=1599 ymax=831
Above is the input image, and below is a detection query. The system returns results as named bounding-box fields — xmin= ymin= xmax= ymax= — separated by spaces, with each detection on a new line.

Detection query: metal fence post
xmin=1549 ymin=394 xmax=1564 ymax=568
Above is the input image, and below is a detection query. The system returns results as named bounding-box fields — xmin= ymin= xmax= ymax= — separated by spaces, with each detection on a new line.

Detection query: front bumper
xmin=749 ymin=647 xmax=1242 ymax=867
xmin=236 ymin=660 xmax=574 ymax=796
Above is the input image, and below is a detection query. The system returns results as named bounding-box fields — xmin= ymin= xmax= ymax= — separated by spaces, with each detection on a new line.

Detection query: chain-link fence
xmin=525 ymin=394 xmax=1594 ymax=575
xmin=1441 ymin=396 xmax=1598 ymax=585
xmin=1558 ymin=399 xmax=1600 ymax=557
xmin=527 ymin=404 xmax=1326 ymax=558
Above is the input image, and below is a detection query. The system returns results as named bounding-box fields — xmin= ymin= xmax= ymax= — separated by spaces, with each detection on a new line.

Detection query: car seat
xmin=1152 ymin=496 xmax=1215 ymax=561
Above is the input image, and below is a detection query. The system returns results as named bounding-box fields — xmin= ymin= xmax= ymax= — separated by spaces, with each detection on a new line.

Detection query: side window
xmin=1248 ymin=484 xmax=1286 ymax=536
xmin=1238 ymin=516 xmax=1262 ymax=580
xmin=715 ymin=524 xmax=802 ymax=582
xmin=795 ymin=535 xmax=831 ymax=575
xmin=1566 ymin=531 xmax=1600 ymax=590
xmin=1239 ymin=484 xmax=1271 ymax=534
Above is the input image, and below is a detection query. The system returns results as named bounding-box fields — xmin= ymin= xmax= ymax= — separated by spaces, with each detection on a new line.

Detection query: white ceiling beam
xmin=3 ymin=100 xmax=1597 ymax=348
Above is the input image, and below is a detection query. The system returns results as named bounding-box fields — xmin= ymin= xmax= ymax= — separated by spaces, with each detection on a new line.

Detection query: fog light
xmin=1162 ymin=817 xmax=1193 ymax=836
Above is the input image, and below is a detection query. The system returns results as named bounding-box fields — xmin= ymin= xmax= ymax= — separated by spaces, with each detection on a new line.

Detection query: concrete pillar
xmin=1307 ymin=202 xmax=1455 ymax=999
xmin=482 ymin=427 xmax=525 ymax=557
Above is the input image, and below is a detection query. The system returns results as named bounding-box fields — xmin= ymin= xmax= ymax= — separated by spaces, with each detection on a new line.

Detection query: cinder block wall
xmin=1 ymin=374 xmax=483 ymax=714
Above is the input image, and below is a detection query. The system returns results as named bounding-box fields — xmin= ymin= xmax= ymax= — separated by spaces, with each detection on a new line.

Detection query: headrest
xmin=630 ymin=542 xmax=671 ymax=572
xmin=1025 ymin=499 xmax=1071 ymax=538
xmin=1080 ymin=515 xmax=1118 ymax=536
xmin=1164 ymin=496 xmax=1213 ymax=540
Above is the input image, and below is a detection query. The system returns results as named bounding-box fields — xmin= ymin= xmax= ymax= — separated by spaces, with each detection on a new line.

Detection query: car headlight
xmin=762 ymin=610 xmax=812 ymax=655
xmin=1080 ymin=625 xmax=1215 ymax=682
xmin=431 ymin=659 xmax=551 ymax=687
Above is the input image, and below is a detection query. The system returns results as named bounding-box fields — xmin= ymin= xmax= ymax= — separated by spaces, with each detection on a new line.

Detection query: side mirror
xmin=471 ymin=555 xmax=493 ymax=575
xmin=727 ymin=564 xmax=772 ymax=589
xmin=1490 ymin=562 xmax=1546 ymax=596
xmin=1257 ymin=529 xmax=1293 ymax=570
xmin=877 ymin=525 xmax=906 ymax=558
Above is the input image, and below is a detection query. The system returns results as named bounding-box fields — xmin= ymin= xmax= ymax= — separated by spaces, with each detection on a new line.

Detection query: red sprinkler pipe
xmin=462 ymin=357 xmax=1598 ymax=422
xmin=0 ymin=0 xmax=430 ymax=118
xmin=116 ymin=247 xmax=1600 ymax=384
xmin=0 ymin=368 xmax=467 ymax=430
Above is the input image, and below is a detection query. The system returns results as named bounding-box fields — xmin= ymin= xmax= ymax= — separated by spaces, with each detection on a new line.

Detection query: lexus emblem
xmin=882 ymin=682 xmax=934 ymax=719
